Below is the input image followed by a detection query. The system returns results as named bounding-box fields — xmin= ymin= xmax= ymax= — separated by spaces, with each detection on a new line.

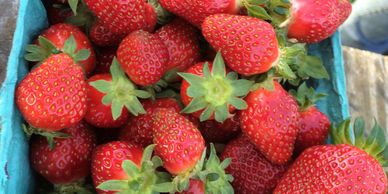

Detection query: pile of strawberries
xmin=15 ymin=0 xmax=388 ymax=193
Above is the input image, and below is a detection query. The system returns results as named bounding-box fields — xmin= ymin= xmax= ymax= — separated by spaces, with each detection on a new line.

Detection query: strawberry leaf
xmin=63 ymin=35 xmax=77 ymax=55
xmin=68 ymin=0 xmax=79 ymax=15
xmin=97 ymin=180 xmax=129 ymax=191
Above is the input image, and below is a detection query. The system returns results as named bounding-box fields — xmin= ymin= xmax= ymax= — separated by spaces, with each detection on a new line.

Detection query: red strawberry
xmin=84 ymin=74 xmax=130 ymax=128
xmin=274 ymin=118 xmax=387 ymax=193
xmin=32 ymin=23 xmax=96 ymax=76
xmin=179 ymin=52 xmax=253 ymax=123
xmin=155 ymin=18 xmax=201 ymax=72
xmin=16 ymin=53 xmax=87 ymax=131
xmin=117 ymin=30 xmax=169 ymax=86
xmin=221 ymin=135 xmax=288 ymax=194
xmin=86 ymin=58 xmax=151 ymax=128
xmin=84 ymin=0 xmax=157 ymax=37
xmin=30 ymin=121 xmax=96 ymax=185
xmin=89 ymin=20 xmax=124 ymax=47
xmin=119 ymin=98 xmax=181 ymax=147
xmin=92 ymin=142 xmax=172 ymax=194
xmin=152 ymin=108 xmax=234 ymax=193
xmin=290 ymin=83 xmax=331 ymax=155
xmin=199 ymin=114 xmax=240 ymax=143
xmin=202 ymin=14 xmax=279 ymax=76
xmin=240 ymin=81 xmax=300 ymax=165
xmin=177 ymin=179 xmax=205 ymax=194
xmin=159 ymin=0 xmax=240 ymax=28
xmin=94 ymin=47 xmax=116 ymax=74
xmin=287 ymin=0 xmax=352 ymax=43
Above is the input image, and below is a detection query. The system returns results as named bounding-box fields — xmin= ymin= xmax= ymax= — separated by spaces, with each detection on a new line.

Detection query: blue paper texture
xmin=0 ymin=0 xmax=349 ymax=193
xmin=0 ymin=0 xmax=48 ymax=193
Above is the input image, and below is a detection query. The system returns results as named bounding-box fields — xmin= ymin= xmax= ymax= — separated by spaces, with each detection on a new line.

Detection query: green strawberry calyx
xmin=89 ymin=57 xmax=151 ymax=119
xmin=23 ymin=124 xmax=70 ymax=150
xmin=147 ymin=0 xmax=172 ymax=25
xmin=241 ymin=0 xmax=291 ymax=26
xmin=178 ymin=51 xmax=254 ymax=123
xmin=97 ymin=144 xmax=174 ymax=194
xmin=172 ymin=143 xmax=234 ymax=193
xmin=330 ymin=117 xmax=388 ymax=167
xmin=53 ymin=179 xmax=94 ymax=194
xmin=289 ymin=82 xmax=327 ymax=111
xmin=25 ymin=35 xmax=90 ymax=70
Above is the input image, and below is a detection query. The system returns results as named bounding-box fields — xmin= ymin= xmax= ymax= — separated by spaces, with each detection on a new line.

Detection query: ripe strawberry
xmin=84 ymin=0 xmax=157 ymax=37
xmin=92 ymin=142 xmax=172 ymax=194
xmin=155 ymin=18 xmax=201 ymax=72
xmin=199 ymin=114 xmax=240 ymax=143
xmin=117 ymin=30 xmax=169 ymax=86
xmin=152 ymin=109 xmax=234 ymax=193
xmin=179 ymin=52 xmax=253 ymax=123
xmin=274 ymin=118 xmax=388 ymax=193
xmin=290 ymin=83 xmax=331 ymax=155
xmin=221 ymin=135 xmax=288 ymax=194
xmin=158 ymin=0 xmax=240 ymax=28
xmin=87 ymin=57 xmax=151 ymax=128
xmin=89 ymin=20 xmax=124 ymax=47
xmin=28 ymin=23 xmax=96 ymax=76
xmin=119 ymin=98 xmax=181 ymax=147
xmin=94 ymin=47 xmax=116 ymax=74
xmin=202 ymin=14 xmax=279 ymax=76
xmin=177 ymin=179 xmax=204 ymax=194
xmin=16 ymin=53 xmax=87 ymax=131
xmin=85 ymin=74 xmax=130 ymax=128
xmin=286 ymin=0 xmax=352 ymax=43
xmin=30 ymin=121 xmax=96 ymax=185
xmin=240 ymin=81 xmax=300 ymax=165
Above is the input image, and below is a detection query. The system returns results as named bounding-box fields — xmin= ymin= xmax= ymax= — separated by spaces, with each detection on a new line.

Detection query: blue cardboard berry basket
xmin=0 ymin=0 xmax=350 ymax=193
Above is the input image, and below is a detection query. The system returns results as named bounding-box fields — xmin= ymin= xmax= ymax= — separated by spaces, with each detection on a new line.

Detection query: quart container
xmin=0 ymin=0 xmax=350 ymax=193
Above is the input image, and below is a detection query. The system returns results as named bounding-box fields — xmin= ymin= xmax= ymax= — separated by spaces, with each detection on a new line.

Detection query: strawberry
xmin=119 ymin=98 xmax=181 ymax=147
xmin=47 ymin=5 xmax=73 ymax=25
xmin=179 ymin=52 xmax=253 ymax=123
xmin=92 ymin=142 xmax=172 ymax=194
xmin=286 ymin=0 xmax=352 ymax=43
xmin=152 ymin=108 xmax=233 ymax=193
xmin=199 ymin=114 xmax=241 ymax=143
xmin=94 ymin=47 xmax=116 ymax=74
xmin=85 ymin=74 xmax=130 ymax=128
xmin=87 ymin=57 xmax=151 ymax=128
xmin=155 ymin=18 xmax=201 ymax=72
xmin=274 ymin=118 xmax=388 ymax=193
xmin=177 ymin=179 xmax=204 ymax=194
xmin=240 ymin=81 xmax=300 ymax=165
xmin=158 ymin=0 xmax=240 ymax=28
xmin=83 ymin=0 xmax=157 ymax=37
xmin=290 ymin=83 xmax=330 ymax=155
xmin=16 ymin=53 xmax=87 ymax=131
xmin=30 ymin=121 xmax=96 ymax=189
xmin=89 ymin=20 xmax=124 ymax=47
xmin=202 ymin=14 xmax=279 ymax=76
xmin=221 ymin=135 xmax=288 ymax=194
xmin=117 ymin=30 xmax=169 ymax=86
xmin=26 ymin=23 xmax=96 ymax=76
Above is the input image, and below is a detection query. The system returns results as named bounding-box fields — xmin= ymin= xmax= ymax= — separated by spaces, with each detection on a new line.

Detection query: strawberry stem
xmin=289 ymin=82 xmax=327 ymax=112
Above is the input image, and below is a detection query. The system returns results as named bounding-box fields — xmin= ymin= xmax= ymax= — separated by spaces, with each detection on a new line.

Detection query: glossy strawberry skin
xmin=240 ymin=82 xmax=300 ymax=165
xmin=38 ymin=23 xmax=96 ymax=76
xmin=117 ymin=30 xmax=169 ymax=86
xmin=202 ymin=14 xmax=279 ymax=76
xmin=84 ymin=74 xmax=130 ymax=129
xmin=94 ymin=47 xmax=117 ymax=74
xmin=84 ymin=0 xmax=156 ymax=35
xmin=119 ymin=98 xmax=181 ymax=147
xmin=91 ymin=141 xmax=143 ymax=194
xmin=90 ymin=20 xmax=124 ymax=47
xmin=199 ymin=114 xmax=241 ymax=143
xmin=159 ymin=0 xmax=239 ymax=28
xmin=155 ymin=18 xmax=201 ymax=72
xmin=274 ymin=144 xmax=387 ymax=193
xmin=221 ymin=135 xmax=288 ymax=194
xmin=30 ymin=121 xmax=96 ymax=184
xmin=288 ymin=0 xmax=352 ymax=43
xmin=180 ymin=62 xmax=235 ymax=119
xmin=152 ymin=108 xmax=205 ymax=175
xmin=178 ymin=179 xmax=205 ymax=194
xmin=16 ymin=54 xmax=87 ymax=131
xmin=294 ymin=106 xmax=330 ymax=155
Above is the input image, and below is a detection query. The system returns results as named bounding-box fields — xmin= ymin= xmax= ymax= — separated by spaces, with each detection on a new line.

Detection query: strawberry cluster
xmin=16 ymin=0 xmax=388 ymax=193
